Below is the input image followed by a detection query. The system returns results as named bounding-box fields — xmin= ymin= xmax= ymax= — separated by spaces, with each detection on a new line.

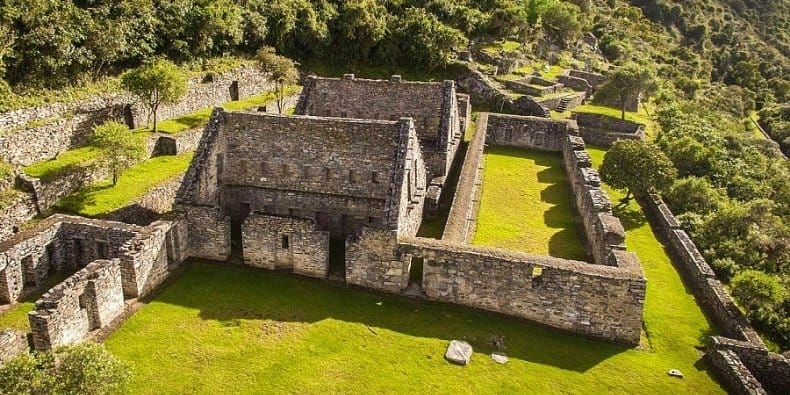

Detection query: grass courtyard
xmin=104 ymin=143 xmax=723 ymax=393
xmin=473 ymin=146 xmax=588 ymax=261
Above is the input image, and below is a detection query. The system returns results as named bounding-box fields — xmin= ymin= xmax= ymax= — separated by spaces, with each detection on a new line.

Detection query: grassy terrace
xmin=552 ymin=103 xmax=658 ymax=138
xmin=103 ymin=142 xmax=723 ymax=392
xmin=56 ymin=153 xmax=193 ymax=217
xmin=21 ymin=87 xmax=298 ymax=180
xmin=473 ymin=146 xmax=587 ymax=261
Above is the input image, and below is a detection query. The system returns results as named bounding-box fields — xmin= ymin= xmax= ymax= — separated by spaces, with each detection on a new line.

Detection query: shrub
xmin=731 ymin=270 xmax=786 ymax=313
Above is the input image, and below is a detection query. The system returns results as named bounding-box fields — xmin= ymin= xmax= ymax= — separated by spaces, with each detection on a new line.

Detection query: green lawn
xmin=56 ymin=153 xmax=193 ymax=217
xmin=473 ymin=146 xmax=588 ymax=261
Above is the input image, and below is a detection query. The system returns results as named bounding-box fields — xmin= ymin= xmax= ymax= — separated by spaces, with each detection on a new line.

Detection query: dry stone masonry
xmin=0 ymin=214 xmax=187 ymax=351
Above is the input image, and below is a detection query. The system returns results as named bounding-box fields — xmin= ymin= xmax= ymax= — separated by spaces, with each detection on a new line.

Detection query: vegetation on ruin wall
xmin=56 ymin=153 xmax=193 ymax=218
xmin=473 ymin=147 xmax=587 ymax=262
xmin=106 ymin=256 xmax=722 ymax=393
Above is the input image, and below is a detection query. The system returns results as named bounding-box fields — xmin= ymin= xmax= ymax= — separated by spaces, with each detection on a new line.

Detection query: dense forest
xmin=0 ymin=0 xmax=787 ymax=349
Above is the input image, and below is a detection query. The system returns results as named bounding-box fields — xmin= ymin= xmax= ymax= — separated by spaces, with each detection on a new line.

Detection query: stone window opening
xmin=371 ymin=172 xmax=378 ymax=184
xmin=73 ymin=238 xmax=84 ymax=268
xmin=368 ymin=216 xmax=375 ymax=224
xmin=531 ymin=266 xmax=544 ymax=286
xmin=324 ymin=109 xmax=331 ymax=116
xmin=349 ymin=170 xmax=354 ymax=183
xmin=281 ymin=235 xmax=290 ymax=249
xmin=324 ymin=167 xmax=331 ymax=180
xmin=341 ymin=111 xmax=348 ymax=118
xmin=21 ymin=255 xmax=36 ymax=288
xmin=288 ymin=208 xmax=296 ymax=216
xmin=96 ymin=241 xmax=109 ymax=260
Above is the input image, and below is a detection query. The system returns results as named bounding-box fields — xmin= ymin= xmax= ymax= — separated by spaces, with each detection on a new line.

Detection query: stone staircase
xmin=555 ymin=96 xmax=572 ymax=113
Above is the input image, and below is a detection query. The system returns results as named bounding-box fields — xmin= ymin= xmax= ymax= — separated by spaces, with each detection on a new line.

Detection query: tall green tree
xmin=121 ymin=58 xmax=187 ymax=132
xmin=91 ymin=121 xmax=145 ymax=186
xmin=595 ymin=63 xmax=658 ymax=119
xmin=255 ymin=47 xmax=299 ymax=114
xmin=599 ymin=139 xmax=677 ymax=203
xmin=541 ymin=1 xmax=584 ymax=49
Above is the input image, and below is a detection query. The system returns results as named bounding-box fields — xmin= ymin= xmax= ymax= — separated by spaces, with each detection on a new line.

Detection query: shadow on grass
xmin=612 ymin=204 xmax=647 ymax=231
xmin=53 ymin=182 xmax=109 ymax=215
xmin=152 ymin=261 xmax=628 ymax=373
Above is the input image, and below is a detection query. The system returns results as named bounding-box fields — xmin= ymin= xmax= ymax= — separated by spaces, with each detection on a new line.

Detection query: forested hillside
xmin=0 ymin=0 xmax=787 ymax=349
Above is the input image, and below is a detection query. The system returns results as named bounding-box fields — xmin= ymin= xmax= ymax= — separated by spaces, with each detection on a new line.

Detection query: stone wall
xmin=118 ymin=219 xmax=186 ymax=299
xmin=296 ymin=75 xmax=461 ymax=181
xmin=535 ymin=92 xmax=586 ymax=111
xmin=174 ymin=204 xmax=230 ymax=261
xmin=503 ymin=78 xmax=563 ymax=96
xmin=557 ymin=75 xmax=592 ymax=94
xmin=486 ymin=113 xmax=579 ymax=152
xmin=562 ymin=135 xmax=627 ymax=265
xmin=0 ymin=329 xmax=28 ymax=365
xmin=19 ymin=166 xmax=111 ymax=214
xmin=242 ymin=214 xmax=329 ymax=278
xmin=105 ymin=174 xmax=183 ymax=225
xmin=639 ymin=192 xmax=790 ymax=394
xmin=400 ymin=236 xmax=645 ymax=345
xmin=568 ymin=70 xmax=606 ymax=88
xmin=28 ymin=259 xmax=124 ymax=351
xmin=0 ymin=192 xmax=37 ymax=242
xmin=572 ymin=112 xmax=645 ymax=147
xmin=0 ymin=219 xmax=62 ymax=303
xmin=443 ymin=114 xmax=487 ymax=243
xmin=456 ymin=94 xmax=472 ymax=133
xmin=512 ymin=96 xmax=551 ymax=117
xmin=345 ymin=230 xmax=410 ymax=293
xmin=0 ymin=65 xmax=272 ymax=167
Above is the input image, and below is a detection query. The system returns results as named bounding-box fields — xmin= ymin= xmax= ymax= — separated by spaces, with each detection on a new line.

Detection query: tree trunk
xmin=277 ymin=82 xmax=284 ymax=114
xmin=112 ymin=169 xmax=118 ymax=186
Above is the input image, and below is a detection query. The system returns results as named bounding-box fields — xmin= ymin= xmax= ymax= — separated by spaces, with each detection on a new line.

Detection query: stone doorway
xmin=230 ymin=202 xmax=251 ymax=259
xmin=327 ymin=238 xmax=346 ymax=282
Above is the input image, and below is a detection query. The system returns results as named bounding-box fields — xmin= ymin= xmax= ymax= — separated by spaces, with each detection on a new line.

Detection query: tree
xmin=0 ymin=343 xmax=130 ymax=395
xmin=731 ymin=270 xmax=786 ymax=313
xmin=665 ymin=177 xmax=724 ymax=215
xmin=541 ymin=2 xmax=584 ymax=49
xmin=594 ymin=63 xmax=658 ymax=119
xmin=121 ymin=58 xmax=187 ymax=132
xmin=92 ymin=121 xmax=145 ymax=186
xmin=599 ymin=140 xmax=677 ymax=204
xmin=255 ymin=47 xmax=299 ymax=114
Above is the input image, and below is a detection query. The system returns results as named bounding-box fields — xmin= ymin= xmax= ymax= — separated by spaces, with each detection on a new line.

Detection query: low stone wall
xmin=534 ymin=92 xmax=586 ymax=111
xmin=443 ymin=114 xmax=487 ymax=243
xmin=29 ymin=259 xmax=125 ymax=351
xmin=19 ymin=166 xmax=111 ymax=214
xmin=557 ymin=75 xmax=592 ymax=94
xmin=0 ymin=65 xmax=272 ymax=167
xmin=572 ymin=112 xmax=645 ymax=147
xmin=400 ymin=236 xmax=645 ymax=345
xmin=503 ymin=78 xmax=563 ymax=96
xmin=104 ymin=174 xmax=183 ymax=225
xmin=455 ymin=68 xmax=514 ymax=111
xmin=486 ymin=113 xmax=578 ymax=152
xmin=0 ymin=329 xmax=28 ymax=364
xmin=639 ymin=193 xmax=790 ymax=394
xmin=242 ymin=214 xmax=329 ymax=278
xmin=512 ymin=96 xmax=550 ymax=117
xmin=568 ymin=70 xmax=606 ymax=88
xmin=151 ymin=130 xmax=201 ymax=157
xmin=562 ymin=136 xmax=626 ymax=265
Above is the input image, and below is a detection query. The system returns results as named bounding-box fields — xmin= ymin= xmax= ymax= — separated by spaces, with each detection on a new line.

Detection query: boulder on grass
xmin=445 ymin=340 xmax=473 ymax=366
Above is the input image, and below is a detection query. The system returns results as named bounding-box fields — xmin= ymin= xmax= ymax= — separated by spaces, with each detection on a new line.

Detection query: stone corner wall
xmin=118 ymin=219 xmax=186 ymax=299
xmin=345 ymin=229 xmax=408 ymax=293
xmin=572 ymin=112 xmax=645 ymax=148
xmin=0 ymin=329 xmax=28 ymax=365
xmin=174 ymin=204 xmax=230 ymax=262
xmin=28 ymin=259 xmax=124 ymax=351
xmin=486 ymin=113 xmax=577 ymax=152
xmin=242 ymin=214 xmax=329 ymax=278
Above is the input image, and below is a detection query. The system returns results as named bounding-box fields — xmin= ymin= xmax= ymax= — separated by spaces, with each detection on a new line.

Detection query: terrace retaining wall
xmin=572 ymin=112 xmax=645 ymax=147
xmin=0 ymin=329 xmax=28 ymax=364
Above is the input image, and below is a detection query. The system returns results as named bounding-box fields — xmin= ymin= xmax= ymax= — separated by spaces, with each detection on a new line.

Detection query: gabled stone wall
xmin=242 ymin=214 xmax=329 ymax=278
xmin=295 ymin=75 xmax=462 ymax=182
xmin=28 ymin=259 xmax=124 ymax=351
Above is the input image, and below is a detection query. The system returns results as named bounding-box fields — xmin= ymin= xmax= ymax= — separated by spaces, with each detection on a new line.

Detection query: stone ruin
xmin=0 ymin=214 xmax=186 ymax=353
xmin=296 ymin=74 xmax=470 ymax=217
xmin=171 ymin=76 xmax=647 ymax=346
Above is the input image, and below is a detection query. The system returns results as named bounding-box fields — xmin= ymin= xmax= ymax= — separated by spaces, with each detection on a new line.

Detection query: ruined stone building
xmin=296 ymin=74 xmax=471 ymax=214
xmin=174 ymin=108 xmax=426 ymax=278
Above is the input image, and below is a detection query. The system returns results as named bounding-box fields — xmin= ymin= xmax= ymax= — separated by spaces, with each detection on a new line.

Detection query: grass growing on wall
xmin=473 ymin=146 xmax=588 ymax=261
xmin=56 ymin=153 xmax=193 ymax=217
